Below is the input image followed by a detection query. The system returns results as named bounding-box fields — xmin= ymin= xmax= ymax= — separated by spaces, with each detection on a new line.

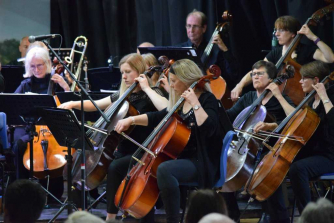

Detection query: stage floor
xmin=0 ymin=181 xmax=301 ymax=223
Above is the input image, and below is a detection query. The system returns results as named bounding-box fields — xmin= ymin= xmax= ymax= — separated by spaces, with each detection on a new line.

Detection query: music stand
xmin=40 ymin=107 xmax=94 ymax=222
xmin=87 ymin=67 xmax=121 ymax=91
xmin=138 ymin=46 xmax=204 ymax=69
xmin=0 ymin=94 xmax=56 ymax=176
xmin=56 ymin=91 xmax=111 ymax=122
xmin=0 ymin=94 xmax=66 ymax=207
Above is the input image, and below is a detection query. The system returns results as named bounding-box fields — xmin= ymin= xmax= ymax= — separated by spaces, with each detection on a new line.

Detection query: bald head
xmin=198 ymin=213 xmax=235 ymax=223
xmin=137 ymin=42 xmax=155 ymax=54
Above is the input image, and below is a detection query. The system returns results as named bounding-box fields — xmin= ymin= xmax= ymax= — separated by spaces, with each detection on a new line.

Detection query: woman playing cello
xmin=115 ymin=59 xmax=222 ymax=223
xmin=260 ymin=60 xmax=334 ymax=220
xmin=231 ymin=15 xmax=334 ymax=102
xmin=13 ymin=45 xmax=70 ymax=177
xmin=221 ymin=60 xmax=295 ymax=222
xmin=59 ymin=53 xmax=168 ymax=216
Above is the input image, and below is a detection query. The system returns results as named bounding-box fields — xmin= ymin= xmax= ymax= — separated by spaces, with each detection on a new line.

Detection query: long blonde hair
xmin=167 ymin=59 xmax=211 ymax=111
xmin=118 ymin=53 xmax=147 ymax=96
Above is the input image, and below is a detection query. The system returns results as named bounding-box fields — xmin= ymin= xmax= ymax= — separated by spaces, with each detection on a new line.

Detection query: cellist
xmin=58 ymin=53 xmax=168 ymax=218
xmin=115 ymin=59 xmax=222 ymax=223
xmin=231 ymin=15 xmax=334 ymax=101
xmin=13 ymin=46 xmax=70 ymax=180
xmin=259 ymin=60 xmax=334 ymax=220
xmin=222 ymin=60 xmax=295 ymax=222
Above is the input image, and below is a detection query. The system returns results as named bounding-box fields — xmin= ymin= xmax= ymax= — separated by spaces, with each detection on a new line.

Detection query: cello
xmin=275 ymin=3 xmax=334 ymax=105
xmin=23 ymin=64 xmax=71 ymax=179
xmin=201 ymin=11 xmax=232 ymax=103
xmin=114 ymin=65 xmax=221 ymax=219
xmin=221 ymin=67 xmax=294 ymax=192
xmin=67 ymin=64 xmax=165 ymax=190
xmin=246 ymin=72 xmax=334 ymax=201
xmin=67 ymin=80 xmax=140 ymax=191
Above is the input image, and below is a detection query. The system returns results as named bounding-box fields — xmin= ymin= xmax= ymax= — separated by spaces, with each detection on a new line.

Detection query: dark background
xmin=50 ymin=0 xmax=333 ymax=76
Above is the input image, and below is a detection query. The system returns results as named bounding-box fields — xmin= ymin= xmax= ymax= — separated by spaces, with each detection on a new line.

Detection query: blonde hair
xmin=142 ymin=53 xmax=159 ymax=84
xmin=142 ymin=53 xmax=159 ymax=68
xmin=118 ymin=53 xmax=147 ymax=96
xmin=24 ymin=47 xmax=52 ymax=78
xmin=167 ymin=59 xmax=211 ymax=111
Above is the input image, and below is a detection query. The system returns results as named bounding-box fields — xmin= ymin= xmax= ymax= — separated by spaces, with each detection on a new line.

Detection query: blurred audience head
xmin=185 ymin=189 xmax=228 ymax=223
xmin=65 ymin=211 xmax=105 ymax=223
xmin=298 ymin=198 xmax=334 ymax=223
xmin=199 ymin=213 xmax=235 ymax=223
xmin=4 ymin=179 xmax=46 ymax=223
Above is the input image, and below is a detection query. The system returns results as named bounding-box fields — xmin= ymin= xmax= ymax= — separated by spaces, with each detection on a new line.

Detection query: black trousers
xmin=106 ymin=153 xmax=155 ymax=222
xmin=156 ymin=159 xmax=198 ymax=223
xmin=267 ymin=155 xmax=334 ymax=222
xmin=289 ymin=155 xmax=334 ymax=213
xmin=106 ymin=154 xmax=132 ymax=214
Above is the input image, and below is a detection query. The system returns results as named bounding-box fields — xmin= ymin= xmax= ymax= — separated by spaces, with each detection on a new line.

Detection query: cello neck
xmin=274 ymin=73 xmax=333 ymax=134
xmin=275 ymin=17 xmax=312 ymax=70
xmin=201 ymin=25 xmax=221 ymax=67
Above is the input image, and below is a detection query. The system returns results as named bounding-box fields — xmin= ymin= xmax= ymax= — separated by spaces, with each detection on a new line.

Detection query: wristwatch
xmin=193 ymin=105 xmax=201 ymax=111
xmin=323 ymin=99 xmax=330 ymax=105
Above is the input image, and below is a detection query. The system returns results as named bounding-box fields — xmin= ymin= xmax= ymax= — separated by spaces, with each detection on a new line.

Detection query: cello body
xmin=221 ymin=105 xmax=273 ymax=192
xmin=23 ymin=125 xmax=72 ymax=179
xmin=246 ymin=107 xmax=320 ymax=201
xmin=67 ymin=100 xmax=138 ymax=191
xmin=115 ymin=115 xmax=191 ymax=218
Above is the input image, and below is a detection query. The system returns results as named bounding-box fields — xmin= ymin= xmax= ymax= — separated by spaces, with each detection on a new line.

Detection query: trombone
xmin=65 ymin=36 xmax=88 ymax=91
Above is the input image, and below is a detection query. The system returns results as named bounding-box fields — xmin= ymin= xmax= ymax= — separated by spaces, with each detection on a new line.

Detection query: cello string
xmin=234 ymin=128 xmax=304 ymax=141
xmin=234 ymin=129 xmax=304 ymax=142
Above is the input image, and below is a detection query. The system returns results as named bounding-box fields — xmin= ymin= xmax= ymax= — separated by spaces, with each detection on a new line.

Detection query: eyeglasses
xmin=185 ymin=24 xmax=202 ymax=30
xmin=274 ymin=29 xmax=286 ymax=33
xmin=30 ymin=63 xmax=45 ymax=71
xmin=250 ymin=71 xmax=266 ymax=77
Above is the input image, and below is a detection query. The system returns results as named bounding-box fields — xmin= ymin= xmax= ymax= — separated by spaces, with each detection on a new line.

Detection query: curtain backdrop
xmin=51 ymin=0 xmax=332 ymax=75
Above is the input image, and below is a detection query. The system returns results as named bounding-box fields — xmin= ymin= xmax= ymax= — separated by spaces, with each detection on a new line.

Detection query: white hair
xmin=298 ymin=198 xmax=334 ymax=223
xmin=24 ymin=46 xmax=51 ymax=78
xmin=198 ymin=213 xmax=235 ymax=223
xmin=65 ymin=211 xmax=105 ymax=223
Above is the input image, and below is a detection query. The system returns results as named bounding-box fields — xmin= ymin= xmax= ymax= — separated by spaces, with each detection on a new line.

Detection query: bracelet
xmin=130 ymin=116 xmax=135 ymax=125
xmin=314 ymin=37 xmax=320 ymax=45
xmin=323 ymin=99 xmax=330 ymax=105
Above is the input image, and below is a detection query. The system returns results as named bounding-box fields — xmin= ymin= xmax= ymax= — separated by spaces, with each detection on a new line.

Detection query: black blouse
xmin=110 ymin=87 xmax=165 ymax=156
xmin=266 ymin=43 xmax=317 ymax=66
xmin=227 ymin=91 xmax=295 ymax=124
xmin=14 ymin=74 xmax=64 ymax=94
xmin=146 ymin=91 xmax=222 ymax=188
xmin=301 ymin=86 xmax=334 ymax=161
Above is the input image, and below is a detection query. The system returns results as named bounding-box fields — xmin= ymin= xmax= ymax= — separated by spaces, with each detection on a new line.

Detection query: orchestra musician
xmin=223 ymin=60 xmax=295 ymax=222
xmin=231 ymin=15 xmax=334 ymax=101
xmin=114 ymin=59 xmax=222 ymax=223
xmin=176 ymin=10 xmax=240 ymax=89
xmin=13 ymin=46 xmax=70 ymax=180
xmin=261 ymin=60 xmax=334 ymax=221
xmin=58 ymin=53 xmax=168 ymax=218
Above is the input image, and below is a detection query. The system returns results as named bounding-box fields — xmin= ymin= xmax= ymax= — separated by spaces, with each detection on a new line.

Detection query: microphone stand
xmin=42 ymin=39 xmax=109 ymax=211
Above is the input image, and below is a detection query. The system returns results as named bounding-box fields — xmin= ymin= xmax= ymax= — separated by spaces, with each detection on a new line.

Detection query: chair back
xmin=0 ymin=112 xmax=9 ymax=149
xmin=214 ymin=130 xmax=236 ymax=188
